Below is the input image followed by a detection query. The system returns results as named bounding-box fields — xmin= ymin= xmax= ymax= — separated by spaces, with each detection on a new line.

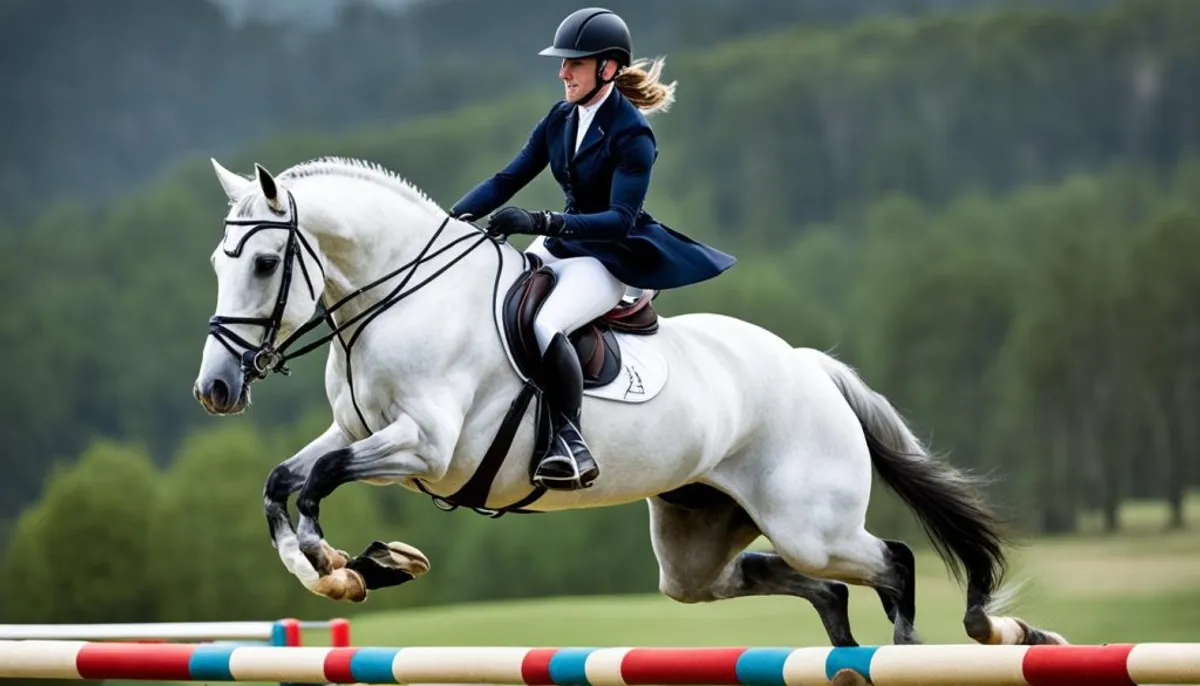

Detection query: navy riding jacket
xmin=450 ymin=88 xmax=736 ymax=290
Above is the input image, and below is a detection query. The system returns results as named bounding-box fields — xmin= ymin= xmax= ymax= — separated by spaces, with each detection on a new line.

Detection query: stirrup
xmin=533 ymin=432 xmax=598 ymax=491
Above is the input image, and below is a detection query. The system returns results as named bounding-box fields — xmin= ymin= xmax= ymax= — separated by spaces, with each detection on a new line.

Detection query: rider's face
xmin=559 ymin=58 xmax=614 ymax=105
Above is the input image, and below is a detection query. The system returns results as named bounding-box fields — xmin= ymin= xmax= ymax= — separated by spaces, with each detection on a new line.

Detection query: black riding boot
xmin=533 ymin=332 xmax=599 ymax=490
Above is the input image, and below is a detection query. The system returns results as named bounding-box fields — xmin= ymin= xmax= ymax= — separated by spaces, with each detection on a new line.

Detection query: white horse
xmin=193 ymin=156 xmax=1065 ymax=648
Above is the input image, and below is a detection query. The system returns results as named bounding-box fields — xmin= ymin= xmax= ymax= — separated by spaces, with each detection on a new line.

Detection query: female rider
xmin=450 ymin=7 xmax=736 ymax=491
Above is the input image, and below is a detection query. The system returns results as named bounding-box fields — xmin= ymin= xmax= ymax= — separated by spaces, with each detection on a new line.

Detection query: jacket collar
xmin=564 ymin=86 xmax=622 ymax=165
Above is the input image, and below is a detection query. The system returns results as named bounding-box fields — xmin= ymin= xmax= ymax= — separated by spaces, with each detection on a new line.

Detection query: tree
xmin=0 ymin=439 xmax=160 ymax=623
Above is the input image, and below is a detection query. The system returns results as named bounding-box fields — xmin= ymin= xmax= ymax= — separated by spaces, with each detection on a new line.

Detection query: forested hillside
xmin=1 ymin=0 xmax=1114 ymax=223
xmin=2 ymin=0 xmax=1197 ymax=621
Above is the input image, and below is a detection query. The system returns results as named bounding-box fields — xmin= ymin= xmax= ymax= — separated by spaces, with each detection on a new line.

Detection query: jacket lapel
xmin=572 ymin=88 xmax=622 ymax=165
xmin=573 ymin=120 xmax=605 ymax=162
xmin=562 ymin=106 xmax=578 ymax=170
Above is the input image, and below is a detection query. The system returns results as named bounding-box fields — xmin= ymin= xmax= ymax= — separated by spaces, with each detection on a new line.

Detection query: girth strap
xmin=414 ymin=381 xmax=547 ymax=518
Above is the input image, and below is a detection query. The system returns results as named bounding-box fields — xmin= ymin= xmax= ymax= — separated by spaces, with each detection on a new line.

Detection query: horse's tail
xmin=809 ymin=349 xmax=1010 ymax=598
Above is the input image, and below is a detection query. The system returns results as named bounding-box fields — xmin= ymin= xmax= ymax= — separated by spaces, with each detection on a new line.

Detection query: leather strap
xmin=414 ymin=382 xmax=547 ymax=517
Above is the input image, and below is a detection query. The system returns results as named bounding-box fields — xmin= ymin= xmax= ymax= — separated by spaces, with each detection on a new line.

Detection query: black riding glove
xmin=486 ymin=207 xmax=568 ymax=237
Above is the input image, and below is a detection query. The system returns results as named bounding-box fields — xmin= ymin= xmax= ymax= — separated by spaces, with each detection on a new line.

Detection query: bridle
xmin=206 ymin=188 xmax=501 ymax=432
xmin=208 ymin=192 xmax=326 ymax=381
xmin=207 ymin=187 xmax=557 ymax=518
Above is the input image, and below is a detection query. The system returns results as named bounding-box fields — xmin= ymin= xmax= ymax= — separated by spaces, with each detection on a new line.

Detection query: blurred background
xmin=0 ymin=0 xmax=1197 ymax=653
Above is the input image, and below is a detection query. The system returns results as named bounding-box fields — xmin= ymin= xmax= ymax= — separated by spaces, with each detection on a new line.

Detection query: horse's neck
xmin=297 ymin=178 xmax=517 ymax=366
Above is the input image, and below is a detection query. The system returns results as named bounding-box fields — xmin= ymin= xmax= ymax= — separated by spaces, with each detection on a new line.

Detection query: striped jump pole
xmin=0 ymin=618 xmax=350 ymax=647
xmin=0 ymin=618 xmax=350 ymax=686
xmin=1 ymin=642 xmax=1199 ymax=684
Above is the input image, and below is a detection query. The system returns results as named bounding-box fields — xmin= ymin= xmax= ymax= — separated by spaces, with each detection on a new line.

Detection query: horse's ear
xmin=211 ymin=158 xmax=252 ymax=203
xmin=255 ymin=163 xmax=285 ymax=214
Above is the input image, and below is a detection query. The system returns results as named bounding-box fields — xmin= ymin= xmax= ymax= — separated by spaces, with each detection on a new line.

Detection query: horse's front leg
xmin=293 ymin=413 xmax=441 ymax=602
xmin=262 ymin=422 xmax=356 ymax=593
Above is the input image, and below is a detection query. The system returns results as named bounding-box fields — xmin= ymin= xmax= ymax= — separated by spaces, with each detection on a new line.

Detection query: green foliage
xmin=429 ymin=503 xmax=660 ymax=604
xmin=655 ymin=0 xmax=1200 ymax=243
xmin=5 ymin=0 xmax=1048 ymax=221
xmin=0 ymin=439 xmax=160 ymax=623
xmin=846 ymin=161 xmax=1200 ymax=534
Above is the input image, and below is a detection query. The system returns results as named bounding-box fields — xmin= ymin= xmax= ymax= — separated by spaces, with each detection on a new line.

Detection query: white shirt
xmin=575 ymin=84 xmax=613 ymax=153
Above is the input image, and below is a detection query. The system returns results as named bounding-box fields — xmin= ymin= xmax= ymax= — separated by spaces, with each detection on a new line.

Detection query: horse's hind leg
xmin=647 ymin=492 xmax=859 ymax=647
xmin=733 ymin=442 xmax=921 ymax=644
xmin=805 ymin=346 xmax=1069 ymax=646
xmin=763 ymin=512 xmax=921 ymax=646
xmin=737 ymin=550 xmax=858 ymax=647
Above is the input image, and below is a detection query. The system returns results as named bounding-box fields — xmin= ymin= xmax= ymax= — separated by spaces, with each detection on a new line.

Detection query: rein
xmin=208 ymin=189 xmax=546 ymax=517
xmin=208 ymin=190 xmax=498 ymax=432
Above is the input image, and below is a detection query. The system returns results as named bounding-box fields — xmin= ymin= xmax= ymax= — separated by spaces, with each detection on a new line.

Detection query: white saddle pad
xmin=582 ymin=330 xmax=668 ymax=404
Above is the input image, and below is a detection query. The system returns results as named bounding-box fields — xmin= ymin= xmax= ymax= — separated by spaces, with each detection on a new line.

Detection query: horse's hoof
xmin=830 ymin=668 xmax=871 ymax=686
xmin=1022 ymin=620 xmax=1069 ymax=645
xmin=963 ymin=609 xmax=994 ymax=644
xmin=384 ymin=540 xmax=430 ymax=577
xmin=313 ymin=567 xmax=367 ymax=603
xmin=967 ymin=613 xmax=1070 ymax=646
xmin=343 ymin=540 xmax=430 ymax=591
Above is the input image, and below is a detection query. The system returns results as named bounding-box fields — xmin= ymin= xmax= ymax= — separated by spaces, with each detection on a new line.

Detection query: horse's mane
xmin=233 ymin=156 xmax=446 ymax=218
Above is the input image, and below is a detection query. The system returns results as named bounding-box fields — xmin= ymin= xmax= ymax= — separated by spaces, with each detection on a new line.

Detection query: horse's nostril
xmin=209 ymin=379 xmax=230 ymax=409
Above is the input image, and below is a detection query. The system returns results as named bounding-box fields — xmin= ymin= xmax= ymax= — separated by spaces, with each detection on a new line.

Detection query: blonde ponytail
xmin=614 ymin=56 xmax=676 ymax=115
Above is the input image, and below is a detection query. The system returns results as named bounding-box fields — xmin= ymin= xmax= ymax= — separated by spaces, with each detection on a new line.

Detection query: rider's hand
xmin=486 ymin=207 xmax=567 ymax=237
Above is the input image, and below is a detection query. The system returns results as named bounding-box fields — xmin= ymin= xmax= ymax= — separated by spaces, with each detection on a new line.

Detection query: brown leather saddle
xmin=413 ymin=254 xmax=660 ymax=516
xmin=501 ymin=253 xmax=659 ymax=389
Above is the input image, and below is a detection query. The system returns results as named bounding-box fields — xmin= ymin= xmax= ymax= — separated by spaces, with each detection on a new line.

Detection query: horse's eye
xmin=254 ymin=254 xmax=281 ymax=276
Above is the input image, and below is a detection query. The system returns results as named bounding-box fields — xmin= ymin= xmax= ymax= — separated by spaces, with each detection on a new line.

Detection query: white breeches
xmin=525 ymin=237 xmax=627 ymax=355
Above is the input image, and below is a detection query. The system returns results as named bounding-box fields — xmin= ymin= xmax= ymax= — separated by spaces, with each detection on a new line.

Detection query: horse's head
xmin=194 ymin=159 xmax=327 ymax=415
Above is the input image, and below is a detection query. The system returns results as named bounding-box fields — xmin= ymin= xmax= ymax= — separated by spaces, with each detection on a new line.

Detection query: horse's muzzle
xmin=194 ymin=373 xmax=249 ymax=415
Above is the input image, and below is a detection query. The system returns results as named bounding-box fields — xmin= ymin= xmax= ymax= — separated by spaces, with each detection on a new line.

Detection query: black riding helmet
xmin=539 ymin=8 xmax=632 ymax=103
xmin=539 ymin=7 xmax=632 ymax=66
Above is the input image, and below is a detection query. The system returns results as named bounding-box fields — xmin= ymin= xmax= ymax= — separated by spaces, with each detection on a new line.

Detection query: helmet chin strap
xmin=578 ymin=57 xmax=616 ymax=106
